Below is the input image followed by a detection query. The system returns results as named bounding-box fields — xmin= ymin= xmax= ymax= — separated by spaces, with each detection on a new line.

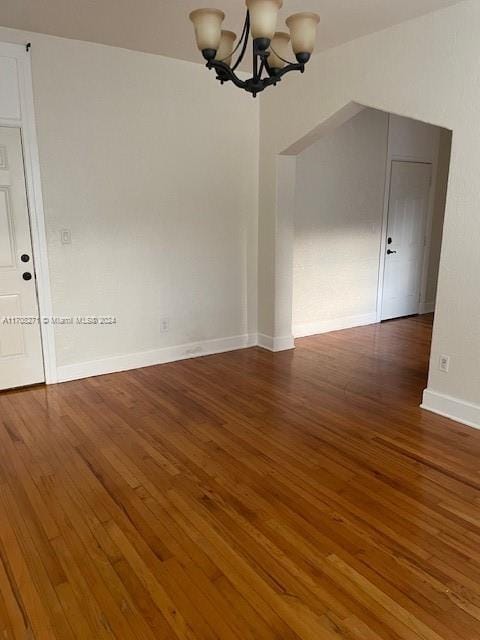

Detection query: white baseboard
xmin=419 ymin=301 xmax=436 ymax=314
xmin=294 ymin=312 xmax=378 ymax=339
xmin=421 ymin=389 xmax=480 ymax=430
xmin=57 ymin=333 xmax=257 ymax=383
xmin=257 ymin=334 xmax=295 ymax=352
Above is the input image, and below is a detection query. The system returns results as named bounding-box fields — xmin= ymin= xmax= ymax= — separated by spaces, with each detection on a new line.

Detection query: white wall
xmin=293 ymin=108 xmax=388 ymax=337
xmin=0 ymin=27 xmax=259 ymax=379
xmin=258 ymin=0 xmax=480 ymax=426
xmin=292 ymin=109 xmax=448 ymax=337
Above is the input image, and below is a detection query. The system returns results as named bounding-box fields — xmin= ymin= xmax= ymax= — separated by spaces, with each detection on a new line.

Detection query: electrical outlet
xmin=60 ymin=229 xmax=71 ymax=245
xmin=160 ymin=317 xmax=170 ymax=333
xmin=439 ymin=355 xmax=450 ymax=373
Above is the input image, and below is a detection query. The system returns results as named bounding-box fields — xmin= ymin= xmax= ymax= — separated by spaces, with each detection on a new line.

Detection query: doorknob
xmin=22 ymin=272 xmax=32 ymax=281
xmin=387 ymin=249 xmax=397 ymax=255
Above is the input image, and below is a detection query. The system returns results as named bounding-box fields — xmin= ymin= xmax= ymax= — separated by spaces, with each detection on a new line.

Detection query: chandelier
xmin=189 ymin=1 xmax=320 ymax=97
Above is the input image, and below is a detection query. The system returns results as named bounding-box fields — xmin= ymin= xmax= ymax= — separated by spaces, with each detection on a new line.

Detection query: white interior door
xmin=381 ymin=161 xmax=432 ymax=321
xmin=0 ymin=127 xmax=44 ymax=389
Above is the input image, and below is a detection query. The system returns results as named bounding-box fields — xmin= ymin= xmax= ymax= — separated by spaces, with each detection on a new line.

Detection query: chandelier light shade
xmin=286 ymin=12 xmax=320 ymax=57
xmin=189 ymin=3 xmax=320 ymax=97
xmin=189 ymin=8 xmax=225 ymax=54
xmin=215 ymin=30 xmax=237 ymax=65
xmin=268 ymin=31 xmax=291 ymax=69
xmin=246 ymin=0 xmax=283 ymax=42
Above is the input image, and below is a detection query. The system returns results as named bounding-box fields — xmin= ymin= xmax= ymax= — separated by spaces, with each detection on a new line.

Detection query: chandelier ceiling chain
xmin=189 ymin=1 xmax=320 ymax=97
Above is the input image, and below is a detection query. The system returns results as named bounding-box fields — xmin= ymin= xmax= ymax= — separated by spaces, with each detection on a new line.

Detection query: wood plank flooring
xmin=1 ymin=314 xmax=480 ymax=639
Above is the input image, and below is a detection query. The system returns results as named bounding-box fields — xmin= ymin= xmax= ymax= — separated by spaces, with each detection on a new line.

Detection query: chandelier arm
xmin=264 ymin=62 xmax=305 ymax=84
xmin=253 ymin=47 xmax=259 ymax=82
xmin=269 ymin=45 xmax=298 ymax=67
xmin=206 ymin=60 xmax=248 ymax=90
xmin=253 ymin=39 xmax=270 ymax=83
xmin=207 ymin=59 xmax=305 ymax=96
xmin=231 ymin=11 xmax=250 ymax=73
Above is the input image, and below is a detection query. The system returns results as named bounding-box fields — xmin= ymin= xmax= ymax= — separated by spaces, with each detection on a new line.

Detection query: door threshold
xmin=0 ymin=382 xmax=46 ymax=395
xmin=381 ymin=314 xmax=420 ymax=323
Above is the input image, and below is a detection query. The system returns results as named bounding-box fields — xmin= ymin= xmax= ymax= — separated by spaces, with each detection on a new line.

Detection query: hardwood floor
xmin=1 ymin=314 xmax=480 ymax=639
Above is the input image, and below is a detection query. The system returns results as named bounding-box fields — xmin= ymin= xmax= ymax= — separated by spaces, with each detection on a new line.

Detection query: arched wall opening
xmin=271 ymin=101 xmax=452 ymax=409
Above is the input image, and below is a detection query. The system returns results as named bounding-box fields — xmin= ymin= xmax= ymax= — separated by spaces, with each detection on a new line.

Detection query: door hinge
xmin=26 ymin=43 xmax=31 ymax=53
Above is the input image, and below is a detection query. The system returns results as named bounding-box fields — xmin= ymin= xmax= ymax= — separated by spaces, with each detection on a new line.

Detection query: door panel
xmin=0 ymin=127 xmax=44 ymax=389
xmin=0 ymin=187 xmax=16 ymax=267
xmin=381 ymin=161 xmax=432 ymax=321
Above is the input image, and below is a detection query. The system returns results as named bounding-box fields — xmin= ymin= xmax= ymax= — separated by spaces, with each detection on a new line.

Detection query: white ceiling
xmin=0 ymin=0 xmax=463 ymax=67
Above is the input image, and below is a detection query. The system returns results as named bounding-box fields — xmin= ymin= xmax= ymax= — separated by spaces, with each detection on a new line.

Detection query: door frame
xmin=0 ymin=41 xmax=57 ymax=384
xmin=375 ymin=131 xmax=438 ymax=323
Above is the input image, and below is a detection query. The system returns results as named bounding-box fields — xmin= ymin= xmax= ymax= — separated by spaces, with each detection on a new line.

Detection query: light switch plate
xmin=60 ymin=229 xmax=71 ymax=245
xmin=439 ymin=354 xmax=450 ymax=373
